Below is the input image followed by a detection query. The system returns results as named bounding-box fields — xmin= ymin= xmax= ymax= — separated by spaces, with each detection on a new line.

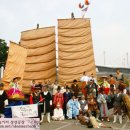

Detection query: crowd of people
xmin=29 ymin=69 xmax=130 ymax=127
xmin=0 ymin=69 xmax=130 ymax=128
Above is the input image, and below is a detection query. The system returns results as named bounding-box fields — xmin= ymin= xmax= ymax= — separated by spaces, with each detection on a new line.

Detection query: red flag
xmin=79 ymin=3 xmax=84 ymax=9
xmin=85 ymin=0 xmax=90 ymax=5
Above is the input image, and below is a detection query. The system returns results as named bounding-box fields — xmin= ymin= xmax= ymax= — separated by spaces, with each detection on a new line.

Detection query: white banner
xmin=11 ymin=104 xmax=38 ymax=118
xmin=0 ymin=118 xmax=40 ymax=130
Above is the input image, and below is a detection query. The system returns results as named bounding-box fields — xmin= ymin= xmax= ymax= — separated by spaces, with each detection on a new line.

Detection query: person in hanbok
xmin=80 ymin=72 xmax=90 ymax=97
xmin=87 ymin=94 xmax=100 ymax=121
xmin=85 ymin=79 xmax=97 ymax=98
xmin=63 ymin=86 xmax=72 ymax=118
xmin=67 ymin=95 xmax=80 ymax=119
xmin=0 ymin=82 xmax=8 ymax=118
xmin=52 ymin=80 xmax=59 ymax=98
xmin=80 ymin=72 xmax=90 ymax=84
xmin=52 ymin=103 xmax=64 ymax=121
xmin=109 ymin=75 xmax=116 ymax=94
xmin=8 ymin=77 xmax=24 ymax=99
xmin=101 ymin=77 xmax=110 ymax=95
xmin=61 ymin=82 xmax=68 ymax=94
xmin=110 ymin=88 xmax=123 ymax=124
xmin=115 ymin=69 xmax=124 ymax=82
xmin=47 ymin=79 xmax=53 ymax=95
xmin=51 ymin=80 xmax=59 ymax=114
xmin=79 ymin=95 xmax=88 ymax=114
xmin=29 ymin=87 xmax=43 ymax=121
xmin=30 ymin=87 xmax=42 ymax=104
xmin=35 ymin=81 xmax=43 ymax=92
xmin=97 ymin=88 xmax=110 ymax=122
xmin=71 ymin=79 xmax=80 ymax=98
xmin=53 ymin=86 xmax=64 ymax=108
xmin=40 ymin=85 xmax=52 ymax=123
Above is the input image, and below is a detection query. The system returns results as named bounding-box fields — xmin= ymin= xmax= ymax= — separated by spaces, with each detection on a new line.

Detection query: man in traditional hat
xmin=63 ymin=86 xmax=72 ymax=118
xmin=40 ymin=85 xmax=52 ymax=123
xmin=35 ymin=81 xmax=43 ymax=92
xmin=85 ymin=79 xmax=97 ymax=98
xmin=52 ymin=103 xmax=64 ymax=121
xmin=30 ymin=87 xmax=42 ymax=104
xmin=29 ymin=87 xmax=43 ymax=121
xmin=110 ymin=88 xmax=123 ymax=124
xmin=71 ymin=79 xmax=80 ymax=98
xmin=0 ymin=82 xmax=8 ymax=118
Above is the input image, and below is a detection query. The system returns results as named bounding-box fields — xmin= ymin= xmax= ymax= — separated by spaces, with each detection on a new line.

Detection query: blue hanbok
xmin=67 ymin=99 xmax=79 ymax=119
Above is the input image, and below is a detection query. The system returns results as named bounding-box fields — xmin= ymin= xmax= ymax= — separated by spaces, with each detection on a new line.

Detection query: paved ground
xmin=40 ymin=116 xmax=130 ymax=130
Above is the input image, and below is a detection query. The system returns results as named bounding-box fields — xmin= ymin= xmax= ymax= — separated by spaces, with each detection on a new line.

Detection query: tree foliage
xmin=0 ymin=39 xmax=8 ymax=68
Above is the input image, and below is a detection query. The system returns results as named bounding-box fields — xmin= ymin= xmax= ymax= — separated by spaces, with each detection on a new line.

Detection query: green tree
xmin=0 ymin=39 xmax=8 ymax=68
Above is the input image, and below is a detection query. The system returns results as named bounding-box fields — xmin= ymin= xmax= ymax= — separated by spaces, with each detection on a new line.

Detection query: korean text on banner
xmin=11 ymin=104 xmax=38 ymax=118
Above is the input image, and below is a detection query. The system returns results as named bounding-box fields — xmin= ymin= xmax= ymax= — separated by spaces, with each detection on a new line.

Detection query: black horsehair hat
xmin=57 ymin=86 xmax=61 ymax=90
xmin=13 ymin=77 xmax=21 ymax=81
xmin=66 ymin=85 xmax=69 ymax=89
xmin=73 ymin=79 xmax=77 ymax=83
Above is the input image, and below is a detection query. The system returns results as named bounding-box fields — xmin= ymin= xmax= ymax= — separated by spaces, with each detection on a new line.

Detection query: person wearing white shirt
xmin=80 ymin=72 xmax=90 ymax=84
xmin=89 ymin=73 xmax=97 ymax=84
xmin=52 ymin=103 xmax=64 ymax=121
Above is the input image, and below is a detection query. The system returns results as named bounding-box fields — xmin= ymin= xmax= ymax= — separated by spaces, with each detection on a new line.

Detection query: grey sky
xmin=0 ymin=0 xmax=130 ymax=67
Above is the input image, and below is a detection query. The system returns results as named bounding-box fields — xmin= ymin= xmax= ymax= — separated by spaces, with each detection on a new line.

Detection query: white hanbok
xmin=52 ymin=108 xmax=64 ymax=121
xmin=80 ymin=75 xmax=90 ymax=83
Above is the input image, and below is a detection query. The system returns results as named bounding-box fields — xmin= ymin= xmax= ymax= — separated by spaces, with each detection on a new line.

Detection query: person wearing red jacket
xmin=29 ymin=87 xmax=43 ymax=122
xmin=53 ymin=86 xmax=64 ymax=108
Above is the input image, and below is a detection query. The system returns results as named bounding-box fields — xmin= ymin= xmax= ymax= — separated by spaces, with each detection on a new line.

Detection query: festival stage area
xmin=41 ymin=115 xmax=130 ymax=130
